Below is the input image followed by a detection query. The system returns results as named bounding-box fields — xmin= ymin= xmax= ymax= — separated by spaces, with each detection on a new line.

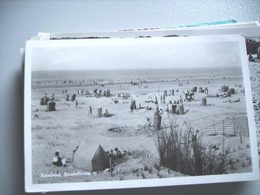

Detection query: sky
xmin=31 ymin=37 xmax=242 ymax=71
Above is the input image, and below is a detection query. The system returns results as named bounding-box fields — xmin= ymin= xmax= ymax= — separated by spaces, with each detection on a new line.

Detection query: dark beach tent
xmin=47 ymin=101 xmax=56 ymax=111
xmin=154 ymin=112 xmax=162 ymax=130
xmin=202 ymin=97 xmax=207 ymax=106
xmin=91 ymin=145 xmax=109 ymax=172
xmin=171 ymin=104 xmax=177 ymax=114
xmin=107 ymin=89 xmax=111 ymax=97
xmin=97 ymin=107 xmax=102 ymax=117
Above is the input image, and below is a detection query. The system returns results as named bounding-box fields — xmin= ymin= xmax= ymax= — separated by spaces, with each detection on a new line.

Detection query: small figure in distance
xmin=130 ymin=102 xmax=134 ymax=114
xmin=104 ymin=109 xmax=109 ymax=117
xmin=89 ymin=106 xmax=92 ymax=115
xmin=51 ymin=93 xmax=55 ymax=101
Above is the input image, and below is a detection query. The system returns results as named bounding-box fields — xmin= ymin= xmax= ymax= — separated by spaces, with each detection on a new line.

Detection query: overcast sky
xmin=31 ymin=38 xmax=242 ymax=71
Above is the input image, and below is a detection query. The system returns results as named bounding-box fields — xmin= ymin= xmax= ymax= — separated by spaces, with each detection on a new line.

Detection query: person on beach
xmin=115 ymin=148 xmax=122 ymax=159
xmin=89 ymin=106 xmax=92 ymax=115
xmin=43 ymin=94 xmax=49 ymax=105
xmin=66 ymin=94 xmax=70 ymax=101
xmin=155 ymin=106 xmax=160 ymax=115
xmin=53 ymin=146 xmax=79 ymax=167
xmin=166 ymin=106 xmax=169 ymax=113
xmin=179 ymin=96 xmax=183 ymax=104
xmin=51 ymin=93 xmax=55 ymax=101
xmin=155 ymin=96 xmax=158 ymax=105
xmin=204 ymin=87 xmax=208 ymax=94
xmin=75 ymin=100 xmax=78 ymax=108
xmin=159 ymin=108 xmax=163 ymax=115
xmin=130 ymin=101 xmax=134 ymax=114
xmin=53 ymin=151 xmax=63 ymax=167
xmin=248 ymin=53 xmax=255 ymax=62
xmin=104 ymin=109 xmax=109 ymax=117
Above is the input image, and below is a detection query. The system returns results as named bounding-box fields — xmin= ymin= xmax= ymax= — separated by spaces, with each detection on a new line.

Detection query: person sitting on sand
xmin=104 ymin=109 xmax=109 ymax=117
xmin=53 ymin=146 xmax=79 ymax=167
xmin=146 ymin=106 xmax=152 ymax=111
xmin=230 ymin=98 xmax=240 ymax=103
xmin=115 ymin=148 xmax=122 ymax=159
xmin=53 ymin=151 xmax=64 ymax=167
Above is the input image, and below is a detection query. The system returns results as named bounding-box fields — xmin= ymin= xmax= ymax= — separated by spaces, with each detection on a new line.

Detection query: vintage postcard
xmin=24 ymin=35 xmax=259 ymax=192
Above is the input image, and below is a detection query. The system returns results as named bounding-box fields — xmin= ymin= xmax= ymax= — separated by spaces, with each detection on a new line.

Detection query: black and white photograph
xmin=24 ymin=35 xmax=259 ymax=192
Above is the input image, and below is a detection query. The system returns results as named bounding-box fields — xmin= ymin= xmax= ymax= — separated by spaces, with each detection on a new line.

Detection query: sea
xmin=32 ymin=67 xmax=242 ymax=81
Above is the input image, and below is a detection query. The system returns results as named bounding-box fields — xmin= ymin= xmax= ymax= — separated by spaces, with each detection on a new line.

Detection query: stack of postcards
xmin=23 ymin=20 xmax=260 ymax=192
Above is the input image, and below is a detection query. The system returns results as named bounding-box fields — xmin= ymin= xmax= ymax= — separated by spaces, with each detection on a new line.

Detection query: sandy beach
xmin=31 ymin=68 xmax=252 ymax=184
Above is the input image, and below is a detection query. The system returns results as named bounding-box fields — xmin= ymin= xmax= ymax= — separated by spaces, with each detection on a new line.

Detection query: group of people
xmin=40 ymin=93 xmax=56 ymax=106
xmin=93 ymin=88 xmax=111 ymax=97
xmin=106 ymin=148 xmax=123 ymax=161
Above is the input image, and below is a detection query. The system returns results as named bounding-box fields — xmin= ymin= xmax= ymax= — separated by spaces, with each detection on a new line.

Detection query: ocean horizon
xmin=32 ymin=67 xmax=242 ymax=82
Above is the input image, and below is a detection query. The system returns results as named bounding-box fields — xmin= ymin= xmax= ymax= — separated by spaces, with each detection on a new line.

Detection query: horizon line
xmin=32 ymin=66 xmax=241 ymax=72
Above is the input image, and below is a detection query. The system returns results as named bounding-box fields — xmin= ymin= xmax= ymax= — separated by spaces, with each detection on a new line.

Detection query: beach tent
xmin=91 ymin=145 xmax=109 ymax=172
xmin=73 ymin=143 xmax=109 ymax=172
xmin=47 ymin=101 xmax=56 ymax=111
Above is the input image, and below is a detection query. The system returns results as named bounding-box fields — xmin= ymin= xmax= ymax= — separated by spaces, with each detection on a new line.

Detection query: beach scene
xmin=30 ymin=38 xmax=253 ymax=184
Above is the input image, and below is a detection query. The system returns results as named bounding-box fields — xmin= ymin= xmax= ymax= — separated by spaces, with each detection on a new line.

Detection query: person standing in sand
xmin=130 ymin=102 xmax=134 ymax=114
xmin=51 ymin=93 xmax=55 ymax=101
xmin=89 ymin=106 xmax=92 ymax=115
